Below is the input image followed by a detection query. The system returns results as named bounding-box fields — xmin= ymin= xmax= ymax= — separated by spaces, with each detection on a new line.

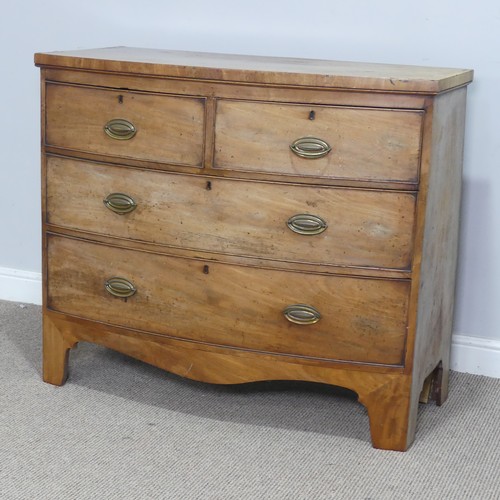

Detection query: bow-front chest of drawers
xmin=35 ymin=47 xmax=473 ymax=450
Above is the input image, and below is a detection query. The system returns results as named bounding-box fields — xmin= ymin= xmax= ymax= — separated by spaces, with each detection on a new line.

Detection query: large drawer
xmin=45 ymin=83 xmax=205 ymax=167
xmin=214 ymin=100 xmax=423 ymax=184
xmin=46 ymin=156 xmax=416 ymax=270
xmin=47 ymin=235 xmax=410 ymax=365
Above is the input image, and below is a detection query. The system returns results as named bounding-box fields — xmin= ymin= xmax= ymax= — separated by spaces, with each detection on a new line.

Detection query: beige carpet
xmin=1 ymin=299 xmax=499 ymax=499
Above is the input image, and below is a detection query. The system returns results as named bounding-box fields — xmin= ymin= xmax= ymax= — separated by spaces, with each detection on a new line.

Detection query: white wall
xmin=1 ymin=1 xmax=499 ymax=374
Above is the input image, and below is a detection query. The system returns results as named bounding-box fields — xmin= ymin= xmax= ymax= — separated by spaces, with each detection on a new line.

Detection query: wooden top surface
xmin=35 ymin=46 xmax=473 ymax=93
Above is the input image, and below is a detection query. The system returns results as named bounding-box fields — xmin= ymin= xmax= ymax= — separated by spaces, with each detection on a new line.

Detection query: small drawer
xmin=47 ymin=235 xmax=410 ymax=365
xmin=214 ymin=100 xmax=423 ymax=184
xmin=46 ymin=156 xmax=416 ymax=270
xmin=45 ymin=83 xmax=205 ymax=167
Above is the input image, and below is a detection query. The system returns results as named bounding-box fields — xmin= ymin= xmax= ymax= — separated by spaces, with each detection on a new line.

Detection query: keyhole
xmin=118 ymin=95 xmax=124 ymax=104
xmin=206 ymin=181 xmax=212 ymax=190
xmin=203 ymin=265 xmax=210 ymax=274
xmin=309 ymin=110 xmax=315 ymax=120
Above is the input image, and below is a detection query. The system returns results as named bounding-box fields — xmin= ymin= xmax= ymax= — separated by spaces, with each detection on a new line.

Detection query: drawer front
xmin=214 ymin=100 xmax=423 ymax=183
xmin=47 ymin=235 xmax=410 ymax=365
xmin=47 ymin=156 xmax=416 ymax=270
xmin=45 ymin=83 xmax=205 ymax=167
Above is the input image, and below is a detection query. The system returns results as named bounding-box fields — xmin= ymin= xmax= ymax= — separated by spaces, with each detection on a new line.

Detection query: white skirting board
xmin=1 ymin=266 xmax=499 ymax=378
xmin=0 ymin=266 xmax=42 ymax=306
xmin=450 ymin=335 xmax=500 ymax=379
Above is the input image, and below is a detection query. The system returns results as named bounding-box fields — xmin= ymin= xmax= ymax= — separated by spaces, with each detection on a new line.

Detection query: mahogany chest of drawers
xmin=35 ymin=47 xmax=473 ymax=450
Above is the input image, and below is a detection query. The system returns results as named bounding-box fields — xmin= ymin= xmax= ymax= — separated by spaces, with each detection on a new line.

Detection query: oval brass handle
xmin=104 ymin=118 xmax=137 ymax=140
xmin=287 ymin=214 xmax=327 ymax=235
xmin=103 ymin=193 xmax=137 ymax=215
xmin=290 ymin=137 xmax=332 ymax=159
xmin=105 ymin=277 xmax=137 ymax=298
xmin=283 ymin=304 xmax=321 ymax=325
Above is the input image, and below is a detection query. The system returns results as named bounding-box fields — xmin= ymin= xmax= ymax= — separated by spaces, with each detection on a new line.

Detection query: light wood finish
xmin=35 ymin=47 xmax=473 ymax=93
xmin=36 ymin=48 xmax=472 ymax=451
xmin=47 ymin=234 xmax=410 ymax=365
xmin=43 ymin=222 xmax=413 ymax=281
xmin=42 ymin=314 xmax=78 ymax=385
xmin=215 ymin=100 xmax=423 ymax=183
xmin=406 ymin=87 xmax=468 ymax=435
xmin=46 ymin=156 xmax=416 ymax=270
xmin=45 ymin=83 xmax=205 ymax=167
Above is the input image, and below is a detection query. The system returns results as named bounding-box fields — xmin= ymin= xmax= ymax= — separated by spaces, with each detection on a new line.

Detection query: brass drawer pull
xmin=283 ymin=304 xmax=321 ymax=325
xmin=104 ymin=118 xmax=137 ymax=140
xmin=105 ymin=277 xmax=137 ymax=298
xmin=287 ymin=214 xmax=327 ymax=235
xmin=103 ymin=193 xmax=137 ymax=214
xmin=290 ymin=137 xmax=332 ymax=159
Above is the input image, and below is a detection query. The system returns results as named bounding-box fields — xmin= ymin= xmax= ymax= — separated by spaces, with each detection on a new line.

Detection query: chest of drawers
xmin=35 ymin=47 xmax=473 ymax=450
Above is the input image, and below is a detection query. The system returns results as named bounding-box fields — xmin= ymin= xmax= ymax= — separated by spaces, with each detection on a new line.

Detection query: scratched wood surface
xmin=37 ymin=48 xmax=472 ymax=450
xmin=215 ymin=99 xmax=423 ymax=183
xmin=46 ymin=156 xmax=416 ymax=270
xmin=47 ymin=234 xmax=410 ymax=365
xmin=45 ymin=82 xmax=205 ymax=167
xmin=35 ymin=46 xmax=473 ymax=93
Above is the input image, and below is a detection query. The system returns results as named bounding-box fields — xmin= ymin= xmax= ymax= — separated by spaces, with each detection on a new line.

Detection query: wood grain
xmin=37 ymin=48 xmax=473 ymax=451
xmin=215 ymin=100 xmax=423 ymax=183
xmin=35 ymin=47 xmax=473 ymax=93
xmin=47 ymin=234 xmax=410 ymax=365
xmin=46 ymin=156 xmax=416 ymax=270
xmin=42 ymin=314 xmax=78 ymax=385
xmin=44 ymin=68 xmax=430 ymax=110
xmin=44 ymin=309 xmax=416 ymax=449
xmin=45 ymin=82 xmax=205 ymax=166
xmin=409 ymin=88 xmax=468 ymax=413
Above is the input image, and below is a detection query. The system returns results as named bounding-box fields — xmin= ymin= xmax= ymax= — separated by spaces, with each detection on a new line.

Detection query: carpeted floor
xmin=1 ymin=299 xmax=499 ymax=499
